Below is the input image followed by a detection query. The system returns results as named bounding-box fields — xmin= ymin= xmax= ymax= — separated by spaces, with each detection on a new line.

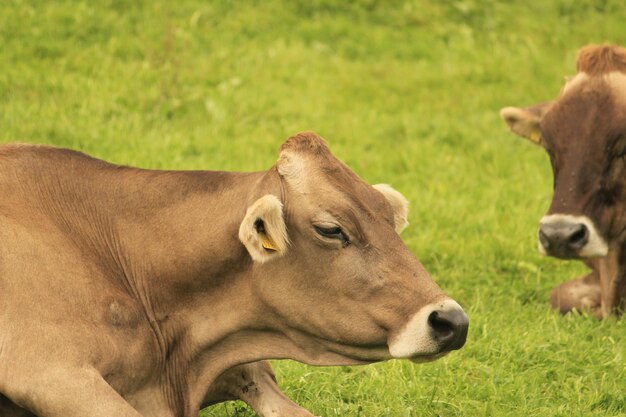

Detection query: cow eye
xmin=314 ymin=225 xmax=350 ymax=246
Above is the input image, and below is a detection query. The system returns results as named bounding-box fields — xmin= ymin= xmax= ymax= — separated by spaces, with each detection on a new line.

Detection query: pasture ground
xmin=1 ymin=1 xmax=625 ymax=416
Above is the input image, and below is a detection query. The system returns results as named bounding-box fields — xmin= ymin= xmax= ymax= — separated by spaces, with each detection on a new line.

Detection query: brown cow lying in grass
xmin=0 ymin=132 xmax=468 ymax=417
xmin=500 ymin=44 xmax=626 ymax=318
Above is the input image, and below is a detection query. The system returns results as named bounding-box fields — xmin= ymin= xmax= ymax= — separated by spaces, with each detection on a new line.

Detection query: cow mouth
xmin=283 ymin=323 xmax=458 ymax=366
xmin=323 ymin=338 xmax=455 ymax=365
xmin=284 ymin=333 xmax=452 ymax=366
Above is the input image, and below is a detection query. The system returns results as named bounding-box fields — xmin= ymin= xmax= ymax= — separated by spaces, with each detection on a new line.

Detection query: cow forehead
xmin=562 ymin=72 xmax=626 ymax=100
xmin=295 ymin=164 xmax=391 ymax=215
xmin=277 ymin=133 xmax=396 ymax=225
xmin=545 ymin=72 xmax=626 ymax=141
xmin=279 ymin=160 xmax=394 ymax=231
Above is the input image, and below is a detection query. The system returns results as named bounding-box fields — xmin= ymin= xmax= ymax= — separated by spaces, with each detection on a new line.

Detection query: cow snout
xmin=388 ymin=299 xmax=468 ymax=359
xmin=539 ymin=221 xmax=588 ymax=258
xmin=538 ymin=215 xmax=608 ymax=259
xmin=428 ymin=308 xmax=469 ymax=352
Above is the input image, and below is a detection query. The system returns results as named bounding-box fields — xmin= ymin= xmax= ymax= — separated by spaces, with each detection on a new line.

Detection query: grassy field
xmin=2 ymin=0 xmax=625 ymax=416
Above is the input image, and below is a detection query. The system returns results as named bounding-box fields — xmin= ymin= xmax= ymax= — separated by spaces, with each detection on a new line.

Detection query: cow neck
xmin=33 ymin=158 xmax=283 ymax=415
xmin=116 ymin=166 xmax=292 ymax=414
xmin=596 ymin=241 xmax=626 ymax=316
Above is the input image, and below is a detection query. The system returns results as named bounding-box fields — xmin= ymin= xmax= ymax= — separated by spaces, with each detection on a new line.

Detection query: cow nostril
xmin=568 ymin=224 xmax=589 ymax=248
xmin=428 ymin=309 xmax=468 ymax=352
xmin=428 ymin=311 xmax=454 ymax=339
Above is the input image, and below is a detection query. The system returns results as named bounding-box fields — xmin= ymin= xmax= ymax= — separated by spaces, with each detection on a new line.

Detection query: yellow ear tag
xmin=262 ymin=238 xmax=278 ymax=251
xmin=529 ymin=131 xmax=541 ymax=144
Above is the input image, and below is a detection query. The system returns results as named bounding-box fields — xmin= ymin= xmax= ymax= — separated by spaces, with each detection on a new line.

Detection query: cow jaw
xmin=282 ymin=334 xmax=392 ymax=366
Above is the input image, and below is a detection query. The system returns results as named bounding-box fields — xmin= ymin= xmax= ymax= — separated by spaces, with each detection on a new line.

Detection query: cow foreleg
xmin=202 ymin=361 xmax=316 ymax=417
xmin=550 ymin=271 xmax=602 ymax=318
xmin=597 ymin=262 xmax=626 ymax=318
xmin=0 ymin=393 xmax=36 ymax=417
xmin=5 ymin=365 xmax=146 ymax=417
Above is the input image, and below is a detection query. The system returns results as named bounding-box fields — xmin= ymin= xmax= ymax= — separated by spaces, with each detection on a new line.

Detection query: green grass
xmin=2 ymin=1 xmax=625 ymax=416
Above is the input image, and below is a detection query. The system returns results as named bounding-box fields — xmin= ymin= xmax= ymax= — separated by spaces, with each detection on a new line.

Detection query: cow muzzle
xmin=388 ymin=299 xmax=469 ymax=359
xmin=538 ymin=214 xmax=608 ymax=259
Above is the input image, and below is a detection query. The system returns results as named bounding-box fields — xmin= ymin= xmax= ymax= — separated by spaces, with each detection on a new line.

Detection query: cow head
xmin=500 ymin=45 xmax=626 ymax=260
xmin=238 ymin=132 xmax=468 ymax=365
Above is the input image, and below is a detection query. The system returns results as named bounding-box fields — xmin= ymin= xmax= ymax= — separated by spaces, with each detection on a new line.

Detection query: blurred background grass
xmin=1 ymin=0 xmax=625 ymax=416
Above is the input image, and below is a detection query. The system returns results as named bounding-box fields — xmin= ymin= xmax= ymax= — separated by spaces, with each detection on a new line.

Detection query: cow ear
xmin=373 ymin=184 xmax=409 ymax=234
xmin=499 ymin=102 xmax=551 ymax=146
xmin=239 ymin=195 xmax=289 ymax=263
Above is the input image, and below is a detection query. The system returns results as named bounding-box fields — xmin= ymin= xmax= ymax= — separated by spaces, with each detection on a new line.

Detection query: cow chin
xmin=538 ymin=214 xmax=609 ymax=259
xmin=408 ymin=352 xmax=449 ymax=364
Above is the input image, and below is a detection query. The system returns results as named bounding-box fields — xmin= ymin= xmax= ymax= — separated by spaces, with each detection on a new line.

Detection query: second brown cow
xmin=500 ymin=44 xmax=626 ymax=318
